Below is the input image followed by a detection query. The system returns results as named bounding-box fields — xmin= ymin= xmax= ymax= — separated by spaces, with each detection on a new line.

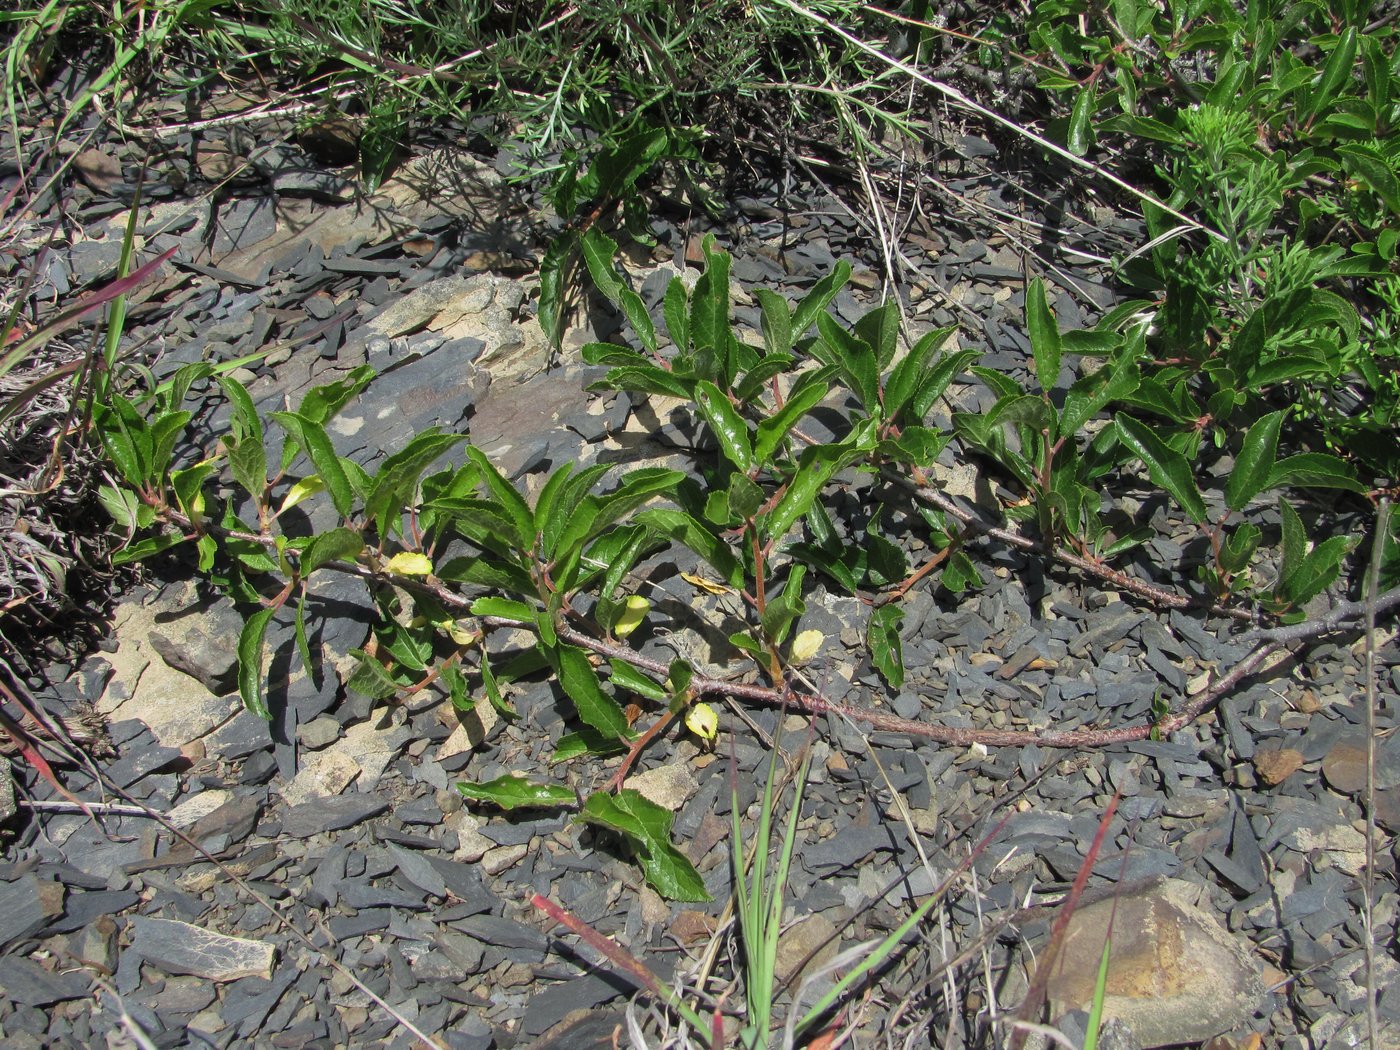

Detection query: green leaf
xmin=694 ymin=381 xmax=753 ymax=473
xmin=296 ymin=365 xmax=376 ymax=425
xmin=690 ymin=235 xmax=732 ymax=361
xmin=581 ymin=228 xmax=658 ymax=353
xmin=110 ymin=532 xmax=186 ymax=565
xmin=294 ymin=593 xmax=315 ymax=681
xmin=271 ymin=411 xmax=354 ymax=518
xmin=1058 ymin=345 xmax=1139 ymax=439
xmin=884 ymin=326 xmax=954 ymax=421
xmin=300 ymin=527 xmax=364 ymax=575
xmin=1338 ymin=142 xmax=1400 ymax=214
xmin=755 ymin=381 xmax=828 ymax=466
xmin=99 ymin=484 xmax=139 ymax=530
xmin=760 ymin=564 xmax=807 ymax=647
xmin=1305 ymin=27 xmax=1358 ymax=128
xmin=727 ymin=474 xmax=765 ymax=521
xmin=592 ymin=365 xmax=694 ymax=399
xmin=610 ymin=660 xmax=668 ymax=702
xmin=470 ymin=596 xmax=536 ymax=622
xmin=635 ymin=509 xmax=742 ymax=587
xmin=345 ymin=647 xmax=405 ymax=700
xmin=1225 ymin=410 xmax=1284 ymax=511
xmin=538 ymin=230 xmax=576 ymax=351
xmin=816 ymin=312 xmax=880 ymax=412
xmin=663 ymin=277 xmax=690 ymax=354
xmin=237 ymin=608 xmax=275 ymax=719
xmin=1114 ymin=414 xmax=1207 ymax=524
xmin=577 ymin=789 xmax=709 ymax=901
xmin=553 ymin=728 xmax=628 ymax=762
xmin=853 ymin=298 xmax=900 ymax=370
xmin=555 ymin=644 xmax=631 ymax=740
xmin=868 ymin=604 xmax=905 ymax=689
xmin=908 ymin=346 xmax=978 ymax=421
xmin=1027 ymin=278 xmax=1063 ymax=392
xmin=791 ymin=261 xmax=851 ymax=338
xmin=941 ymin=550 xmax=982 ymax=593
xmin=1067 ymin=87 xmax=1096 ymax=156
xmin=1278 ymin=498 xmax=1307 ymax=581
xmin=463 ymin=446 xmax=536 ymax=551
xmin=755 ymin=289 xmax=794 ymax=356
xmin=1219 ymin=521 xmax=1262 ymax=574
xmin=148 ymin=410 xmax=192 ymax=482
xmin=364 ymin=430 xmax=469 ymax=535
xmin=766 ymin=443 xmax=850 ymax=542
xmin=458 ymin=775 xmax=576 ymax=811
xmin=1265 ymin=453 xmax=1366 ymax=493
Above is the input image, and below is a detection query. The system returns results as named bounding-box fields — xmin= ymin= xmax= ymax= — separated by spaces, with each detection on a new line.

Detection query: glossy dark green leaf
xmin=1219 ymin=521 xmax=1262 ymax=574
xmin=1027 ymin=278 xmax=1063 ymax=392
xmin=754 ymin=381 xmax=827 ymax=466
xmin=592 ymin=365 xmax=694 ymax=399
xmin=537 ymin=230 xmax=576 ymax=351
xmin=690 ymin=235 xmax=731 ymax=361
xmin=1067 ymin=87 xmax=1096 ymax=156
xmin=765 ymin=443 xmax=849 ymax=541
xmin=694 ymin=381 xmax=753 ymax=473
xmin=458 ymin=775 xmax=576 ymax=811
xmin=1339 ymin=142 xmax=1400 ymax=213
xmin=609 ymin=660 xmax=668 ymax=702
xmin=791 ymin=260 xmax=852 ymax=338
xmin=1115 ymin=414 xmax=1207 ymax=523
xmin=296 ymin=364 xmax=375 ymax=425
xmin=755 ymin=288 xmax=793 ymax=356
xmin=1225 ymin=410 xmax=1284 ymax=511
xmin=760 ymin=563 xmax=807 ymax=647
xmin=464 ymin=446 xmax=535 ymax=551
xmin=1265 ymin=453 xmax=1366 ymax=493
xmin=110 ymin=532 xmax=186 ymax=565
xmin=635 ymin=509 xmax=742 ymax=586
xmin=853 ymin=298 xmax=900 ymax=370
xmin=237 ymin=608 xmax=275 ymax=719
xmin=364 ymin=430 xmax=469 ymax=536
xmin=577 ymin=790 xmax=709 ymax=901
xmin=581 ymin=228 xmax=658 ymax=353
xmin=1305 ymin=28 xmax=1358 ymax=128
xmin=727 ymin=474 xmax=765 ymax=521
xmin=908 ymin=346 xmax=978 ymax=422
xmin=816 ymin=312 xmax=879 ymax=411
xmin=663 ymin=277 xmax=690 ymax=354
xmin=883 ymin=326 xmax=954 ymax=421
xmin=555 ymin=644 xmax=631 ymax=740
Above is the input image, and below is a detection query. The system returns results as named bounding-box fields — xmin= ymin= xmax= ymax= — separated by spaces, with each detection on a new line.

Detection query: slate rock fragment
xmin=280 ymin=792 xmax=389 ymax=837
xmin=127 ymin=916 xmax=277 ymax=981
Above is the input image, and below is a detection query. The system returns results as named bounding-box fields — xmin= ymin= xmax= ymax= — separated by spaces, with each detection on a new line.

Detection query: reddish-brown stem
xmin=604 ymin=707 xmax=679 ymax=793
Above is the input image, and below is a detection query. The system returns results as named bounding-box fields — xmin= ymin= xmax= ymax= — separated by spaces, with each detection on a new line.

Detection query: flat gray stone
xmin=0 ymin=955 xmax=89 ymax=1005
xmin=0 ymin=875 xmax=65 ymax=948
xmin=281 ymin=793 xmax=389 ymax=837
xmin=128 ymin=916 xmax=276 ymax=982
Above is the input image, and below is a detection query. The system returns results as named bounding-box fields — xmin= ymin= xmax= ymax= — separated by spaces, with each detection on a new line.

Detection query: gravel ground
xmin=1 ymin=82 xmax=1397 ymax=1050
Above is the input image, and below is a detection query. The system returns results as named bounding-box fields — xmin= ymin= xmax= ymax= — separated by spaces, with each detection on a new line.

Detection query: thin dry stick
xmin=1362 ymin=500 xmax=1390 ymax=1050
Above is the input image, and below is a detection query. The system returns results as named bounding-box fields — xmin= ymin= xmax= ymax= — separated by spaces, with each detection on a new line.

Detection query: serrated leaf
xmin=693 ymin=380 xmax=753 ymax=473
xmin=99 ymin=484 xmax=139 ymax=530
xmin=458 ymin=775 xmax=576 ymax=810
xmin=791 ymin=261 xmax=851 ymax=338
xmin=300 ymin=527 xmax=364 ymax=575
xmin=755 ymin=380 xmax=828 ymax=466
xmin=271 ymin=411 xmax=354 ymax=518
xmin=691 ymin=235 xmax=732 ymax=361
xmin=237 ymin=608 xmax=275 ymax=719
xmin=1114 ymin=414 xmax=1207 ymax=524
xmin=553 ymin=728 xmax=628 ymax=762
xmin=555 ymin=644 xmax=631 ymax=740
xmin=635 ymin=509 xmax=742 ymax=587
xmin=1225 ymin=410 xmax=1284 ymax=511
xmin=577 ymin=789 xmax=709 ymax=901
xmin=345 ymin=647 xmax=404 ymax=700
xmin=868 ymin=603 xmax=904 ymax=689
xmin=465 ymin=446 xmax=535 ymax=551
xmin=297 ymin=364 xmax=376 ymax=425
xmin=1027 ymin=278 xmax=1063 ymax=391
xmin=1067 ymin=87 xmax=1096 ymax=156
xmin=755 ymin=288 xmax=794 ymax=356
xmin=663 ymin=278 xmax=690 ymax=354
xmin=1265 ymin=453 xmax=1365 ymax=493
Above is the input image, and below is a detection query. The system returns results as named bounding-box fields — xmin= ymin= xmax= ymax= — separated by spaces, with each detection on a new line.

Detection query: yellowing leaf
xmin=279 ymin=475 xmax=325 ymax=514
xmin=789 ymin=628 xmax=823 ymax=665
xmin=385 ymin=551 xmax=434 ymax=576
xmin=685 ymin=702 xmax=718 ymax=741
xmin=437 ymin=619 xmax=479 ymax=645
xmin=614 ymin=595 xmax=650 ymax=638
xmin=681 ymin=571 xmax=730 ymax=596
